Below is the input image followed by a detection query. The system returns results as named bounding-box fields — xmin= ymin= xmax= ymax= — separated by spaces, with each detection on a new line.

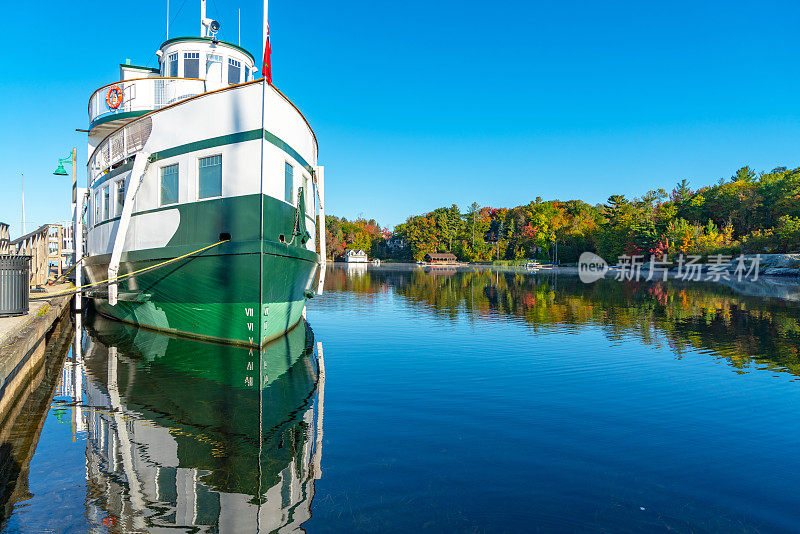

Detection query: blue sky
xmin=1 ymin=0 xmax=799 ymax=236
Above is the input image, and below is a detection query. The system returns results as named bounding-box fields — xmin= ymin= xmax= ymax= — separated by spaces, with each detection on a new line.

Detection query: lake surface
xmin=2 ymin=264 xmax=800 ymax=532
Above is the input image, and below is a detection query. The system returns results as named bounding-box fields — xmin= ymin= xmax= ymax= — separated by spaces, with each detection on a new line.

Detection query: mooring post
xmin=312 ymin=341 xmax=325 ymax=479
xmin=74 ymin=188 xmax=86 ymax=313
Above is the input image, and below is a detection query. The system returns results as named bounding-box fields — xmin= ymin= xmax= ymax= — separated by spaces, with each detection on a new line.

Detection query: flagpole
xmin=268 ymin=0 xmax=269 ymax=64
xmin=258 ymin=0 xmax=269 ymax=350
xmin=256 ymin=4 xmax=269 ymax=524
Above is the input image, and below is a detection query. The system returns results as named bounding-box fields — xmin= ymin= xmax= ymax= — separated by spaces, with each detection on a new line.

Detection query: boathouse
xmin=344 ymin=249 xmax=369 ymax=263
xmin=424 ymin=252 xmax=457 ymax=264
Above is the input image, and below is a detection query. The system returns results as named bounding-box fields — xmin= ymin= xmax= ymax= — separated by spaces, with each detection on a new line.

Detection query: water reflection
xmin=326 ymin=264 xmax=800 ymax=377
xmin=0 ymin=313 xmax=74 ymax=523
xmin=75 ymin=313 xmax=324 ymax=532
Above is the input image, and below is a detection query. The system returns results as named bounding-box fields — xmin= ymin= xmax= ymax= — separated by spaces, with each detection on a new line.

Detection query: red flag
xmin=262 ymin=22 xmax=272 ymax=83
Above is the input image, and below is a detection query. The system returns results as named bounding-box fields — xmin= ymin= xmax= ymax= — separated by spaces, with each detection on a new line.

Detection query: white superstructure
xmin=80 ymin=0 xmax=325 ymax=346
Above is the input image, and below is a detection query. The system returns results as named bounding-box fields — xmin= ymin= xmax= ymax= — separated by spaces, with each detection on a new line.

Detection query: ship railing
xmin=88 ymin=77 xmax=206 ymax=128
xmin=88 ymin=117 xmax=154 ymax=185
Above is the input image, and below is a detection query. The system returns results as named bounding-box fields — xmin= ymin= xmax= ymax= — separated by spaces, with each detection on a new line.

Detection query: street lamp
xmin=53 ymin=161 xmax=68 ymax=176
xmin=53 ymin=151 xmax=76 ymax=203
xmin=53 ymin=148 xmax=82 ymax=311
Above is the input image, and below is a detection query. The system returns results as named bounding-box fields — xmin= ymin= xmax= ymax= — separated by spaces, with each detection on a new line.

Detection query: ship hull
xmin=84 ymin=194 xmax=318 ymax=347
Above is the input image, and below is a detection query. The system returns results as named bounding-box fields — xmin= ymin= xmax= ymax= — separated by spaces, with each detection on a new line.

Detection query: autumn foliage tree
xmin=328 ymin=165 xmax=800 ymax=263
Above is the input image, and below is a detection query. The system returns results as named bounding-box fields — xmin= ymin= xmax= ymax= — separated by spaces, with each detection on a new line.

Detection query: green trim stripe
xmin=148 ymin=129 xmax=313 ymax=173
xmin=90 ymin=110 xmax=149 ymax=130
xmin=149 ymin=130 xmax=262 ymax=162
xmin=263 ymin=131 xmax=313 ymax=173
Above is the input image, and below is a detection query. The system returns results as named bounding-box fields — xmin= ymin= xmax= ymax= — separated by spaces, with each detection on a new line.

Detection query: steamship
xmin=82 ymin=0 xmax=325 ymax=346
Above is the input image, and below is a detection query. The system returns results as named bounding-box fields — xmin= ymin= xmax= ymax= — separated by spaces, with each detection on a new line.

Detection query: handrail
xmin=88 ymin=78 xmax=318 ymax=168
xmin=88 ymin=117 xmax=153 ymax=185
xmin=88 ymin=77 xmax=206 ymax=126
xmin=87 ymin=77 xmax=204 ymax=115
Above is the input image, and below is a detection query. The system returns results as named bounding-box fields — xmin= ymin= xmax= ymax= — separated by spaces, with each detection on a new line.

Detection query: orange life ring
xmin=105 ymin=85 xmax=123 ymax=109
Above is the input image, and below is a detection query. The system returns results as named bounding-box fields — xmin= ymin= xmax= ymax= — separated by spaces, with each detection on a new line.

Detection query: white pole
xmin=200 ymin=0 xmax=207 ymax=37
xmin=268 ymin=0 xmax=269 ymax=66
xmin=238 ymin=8 xmax=241 ymax=45
xmin=21 ymin=173 xmax=25 ymax=236
xmin=167 ymin=0 xmax=170 ymax=39
xmin=312 ymin=341 xmax=325 ymax=479
xmin=73 ymin=333 xmax=84 ymax=433
xmin=74 ymin=188 xmax=85 ymax=312
xmin=257 ymin=0 xmax=269 ymax=347
xmin=71 ymin=147 xmax=81 ymax=311
xmin=316 ymin=166 xmax=326 ymax=295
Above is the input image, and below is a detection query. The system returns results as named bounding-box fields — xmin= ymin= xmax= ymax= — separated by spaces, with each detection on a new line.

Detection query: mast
xmin=200 ymin=0 xmax=207 ymax=37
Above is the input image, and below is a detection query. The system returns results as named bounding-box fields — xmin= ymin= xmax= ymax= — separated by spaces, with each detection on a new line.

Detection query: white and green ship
xmin=83 ymin=1 xmax=326 ymax=347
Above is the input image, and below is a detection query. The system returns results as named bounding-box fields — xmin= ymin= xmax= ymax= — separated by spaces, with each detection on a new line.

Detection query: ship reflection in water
xmin=78 ymin=313 xmax=324 ymax=532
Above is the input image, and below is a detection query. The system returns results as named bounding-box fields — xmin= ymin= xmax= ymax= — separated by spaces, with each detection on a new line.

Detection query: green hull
xmin=82 ymin=311 xmax=319 ymax=505
xmin=84 ymin=194 xmax=318 ymax=346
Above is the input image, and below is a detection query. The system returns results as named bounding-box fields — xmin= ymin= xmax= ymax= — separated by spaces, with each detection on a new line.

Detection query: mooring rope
xmin=47 ymin=256 xmax=87 ymax=286
xmin=30 ymin=238 xmax=229 ymax=300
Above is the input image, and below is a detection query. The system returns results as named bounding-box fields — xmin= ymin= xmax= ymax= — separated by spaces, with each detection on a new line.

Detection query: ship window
xmin=160 ymin=164 xmax=179 ymax=206
xmin=312 ymin=180 xmax=317 ymax=213
xmin=199 ymin=155 xmax=222 ymax=199
xmin=168 ymin=53 xmax=178 ymax=77
xmin=102 ymin=187 xmax=110 ymax=220
xmin=116 ymin=181 xmax=125 ymax=215
xmin=228 ymin=58 xmax=241 ymax=84
xmin=94 ymin=191 xmax=100 ymax=225
xmin=184 ymin=52 xmax=200 ymax=78
xmin=303 ymin=174 xmax=312 ymax=212
xmin=284 ymin=162 xmax=293 ymax=204
xmin=206 ymin=54 xmax=223 ymax=83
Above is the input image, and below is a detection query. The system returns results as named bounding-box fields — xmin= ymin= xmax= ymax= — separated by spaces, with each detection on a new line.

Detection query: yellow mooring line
xmin=31 ymin=239 xmax=230 ymax=300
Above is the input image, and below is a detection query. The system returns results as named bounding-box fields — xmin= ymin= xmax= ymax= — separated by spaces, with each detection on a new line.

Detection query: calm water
xmin=2 ymin=264 xmax=800 ymax=532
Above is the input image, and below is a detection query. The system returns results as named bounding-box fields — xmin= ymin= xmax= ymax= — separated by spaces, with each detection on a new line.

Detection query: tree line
xmin=324 ymin=166 xmax=800 ymax=262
